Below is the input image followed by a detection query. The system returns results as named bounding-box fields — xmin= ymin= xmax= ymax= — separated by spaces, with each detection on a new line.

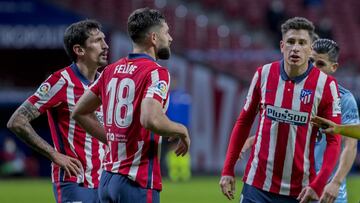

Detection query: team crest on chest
xmin=300 ymin=89 xmax=312 ymax=104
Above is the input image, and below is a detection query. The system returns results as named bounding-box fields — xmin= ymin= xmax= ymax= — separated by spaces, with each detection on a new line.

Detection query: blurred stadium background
xmin=1 ymin=0 xmax=360 ymax=202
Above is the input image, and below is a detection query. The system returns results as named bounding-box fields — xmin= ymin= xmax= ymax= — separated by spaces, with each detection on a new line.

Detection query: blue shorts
xmin=52 ymin=182 xmax=99 ymax=203
xmin=240 ymin=183 xmax=299 ymax=203
xmin=99 ymin=170 xmax=160 ymax=203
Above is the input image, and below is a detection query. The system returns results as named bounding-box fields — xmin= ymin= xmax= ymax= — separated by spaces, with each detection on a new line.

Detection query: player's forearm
xmin=142 ymin=111 xmax=187 ymax=138
xmin=222 ymin=111 xmax=254 ymax=176
xmin=331 ymin=137 xmax=357 ymax=184
xmin=73 ymin=113 xmax=107 ymax=144
xmin=141 ymin=98 xmax=188 ymax=139
xmin=7 ymin=115 xmax=56 ymax=161
xmin=310 ymin=134 xmax=341 ymax=196
xmin=336 ymin=124 xmax=360 ymax=139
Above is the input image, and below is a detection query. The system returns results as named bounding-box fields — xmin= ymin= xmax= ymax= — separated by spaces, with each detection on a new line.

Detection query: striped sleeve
xmin=144 ymin=67 xmax=170 ymax=105
xmin=27 ymin=73 xmax=66 ymax=113
xmin=310 ymin=77 xmax=342 ymax=197
xmin=90 ymin=68 xmax=105 ymax=97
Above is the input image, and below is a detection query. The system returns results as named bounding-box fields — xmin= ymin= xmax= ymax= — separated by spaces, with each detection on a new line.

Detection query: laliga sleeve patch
xmin=150 ymin=80 xmax=168 ymax=99
xmin=333 ymin=97 xmax=341 ymax=115
xmin=35 ymin=82 xmax=51 ymax=97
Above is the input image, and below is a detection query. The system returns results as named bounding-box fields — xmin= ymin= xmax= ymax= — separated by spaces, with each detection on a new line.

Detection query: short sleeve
xmin=341 ymin=92 xmax=360 ymax=124
xmin=144 ymin=68 xmax=170 ymax=105
xmin=319 ymin=78 xmax=341 ymax=121
xmin=90 ymin=69 xmax=105 ymax=97
xmin=27 ymin=73 xmax=66 ymax=114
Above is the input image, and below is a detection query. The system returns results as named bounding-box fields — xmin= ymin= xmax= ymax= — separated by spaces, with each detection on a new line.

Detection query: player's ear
xmin=280 ymin=40 xmax=284 ymax=53
xmin=149 ymin=31 xmax=157 ymax=46
xmin=331 ymin=62 xmax=339 ymax=72
xmin=73 ymin=44 xmax=85 ymax=56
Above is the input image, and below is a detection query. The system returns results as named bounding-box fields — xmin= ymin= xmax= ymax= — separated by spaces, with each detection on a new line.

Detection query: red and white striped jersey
xmin=27 ymin=63 xmax=105 ymax=188
xmin=222 ymin=61 xmax=342 ymax=197
xmin=90 ymin=53 xmax=170 ymax=191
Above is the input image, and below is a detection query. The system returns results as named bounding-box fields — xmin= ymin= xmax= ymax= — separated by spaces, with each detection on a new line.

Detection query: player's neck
xmin=76 ymin=62 xmax=98 ymax=82
xmin=133 ymin=46 xmax=157 ymax=60
xmin=284 ymin=63 xmax=308 ymax=79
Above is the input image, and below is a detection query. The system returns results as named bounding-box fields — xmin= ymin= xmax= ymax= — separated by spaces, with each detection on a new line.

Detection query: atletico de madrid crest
xmin=300 ymin=89 xmax=312 ymax=104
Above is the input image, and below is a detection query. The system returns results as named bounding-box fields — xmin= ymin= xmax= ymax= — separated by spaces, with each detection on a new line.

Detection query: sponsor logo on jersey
xmin=344 ymin=111 xmax=359 ymax=120
xmin=300 ymin=89 xmax=312 ymax=104
xmin=266 ymin=105 xmax=309 ymax=125
xmin=35 ymin=82 xmax=51 ymax=97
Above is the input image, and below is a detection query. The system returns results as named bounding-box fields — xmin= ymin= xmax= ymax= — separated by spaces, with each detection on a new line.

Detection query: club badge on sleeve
xmin=333 ymin=97 xmax=341 ymax=116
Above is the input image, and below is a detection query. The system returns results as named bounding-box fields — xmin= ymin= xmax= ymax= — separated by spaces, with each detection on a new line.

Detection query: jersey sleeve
xmin=144 ymin=67 xmax=170 ymax=106
xmin=27 ymin=73 xmax=66 ymax=114
xmin=222 ymin=69 xmax=261 ymax=177
xmin=90 ymin=68 xmax=105 ymax=98
xmin=341 ymin=92 xmax=360 ymax=125
xmin=310 ymin=77 xmax=342 ymax=196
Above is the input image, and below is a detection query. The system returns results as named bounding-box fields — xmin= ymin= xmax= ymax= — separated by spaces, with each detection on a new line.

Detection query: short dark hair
xmin=127 ymin=8 xmax=165 ymax=44
xmin=281 ymin=17 xmax=315 ymax=40
xmin=63 ymin=19 xmax=102 ymax=62
xmin=312 ymin=38 xmax=340 ymax=62
xmin=311 ymin=32 xmax=319 ymax=42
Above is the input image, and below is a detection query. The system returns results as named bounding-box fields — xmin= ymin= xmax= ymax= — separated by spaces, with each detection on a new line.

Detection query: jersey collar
xmin=70 ymin=63 xmax=99 ymax=86
xmin=280 ymin=59 xmax=314 ymax=83
xmin=128 ymin=53 xmax=156 ymax=61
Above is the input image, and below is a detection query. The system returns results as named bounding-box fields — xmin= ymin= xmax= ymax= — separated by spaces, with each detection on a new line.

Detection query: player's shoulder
xmin=101 ymin=57 xmax=127 ymax=74
xmin=134 ymin=59 xmax=169 ymax=78
xmin=138 ymin=58 xmax=167 ymax=69
xmin=106 ymin=57 xmax=127 ymax=69
xmin=326 ymin=74 xmax=338 ymax=85
xmin=338 ymin=84 xmax=351 ymax=95
xmin=32 ymin=66 xmax=69 ymax=99
xmin=338 ymin=85 xmax=356 ymax=101
xmin=150 ymin=62 xmax=168 ymax=72
xmin=314 ymin=68 xmax=337 ymax=82
xmin=41 ymin=65 xmax=70 ymax=84
xmin=51 ymin=66 xmax=69 ymax=77
xmin=256 ymin=60 xmax=280 ymax=72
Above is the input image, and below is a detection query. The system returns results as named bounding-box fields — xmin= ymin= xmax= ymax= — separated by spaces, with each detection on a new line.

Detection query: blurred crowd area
xmin=1 ymin=0 xmax=360 ymax=178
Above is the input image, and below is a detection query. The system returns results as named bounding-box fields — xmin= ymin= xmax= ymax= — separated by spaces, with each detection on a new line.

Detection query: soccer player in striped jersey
xmin=72 ymin=8 xmax=190 ymax=203
xmin=311 ymin=39 xmax=358 ymax=203
xmin=220 ymin=17 xmax=342 ymax=203
xmin=7 ymin=20 xmax=108 ymax=203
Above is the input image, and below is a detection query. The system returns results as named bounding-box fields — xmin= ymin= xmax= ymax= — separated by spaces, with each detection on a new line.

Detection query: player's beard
xmin=97 ymin=59 xmax=108 ymax=67
xmin=97 ymin=53 xmax=108 ymax=67
xmin=157 ymin=46 xmax=171 ymax=60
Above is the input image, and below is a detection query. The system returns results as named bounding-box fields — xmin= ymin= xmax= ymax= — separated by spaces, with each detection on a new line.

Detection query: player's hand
xmin=311 ymin=116 xmax=338 ymax=134
xmin=50 ymin=151 xmax=82 ymax=177
xmin=239 ymin=136 xmax=255 ymax=160
xmin=319 ymin=181 xmax=340 ymax=203
xmin=219 ymin=175 xmax=235 ymax=200
xmin=297 ymin=186 xmax=319 ymax=203
xmin=173 ymin=126 xmax=190 ymax=157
